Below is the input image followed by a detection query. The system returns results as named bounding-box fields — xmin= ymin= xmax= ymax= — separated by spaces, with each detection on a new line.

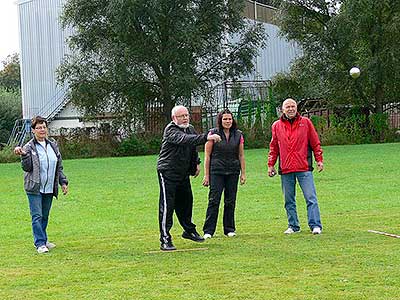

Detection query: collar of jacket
xmin=217 ymin=127 xmax=236 ymax=133
xmin=280 ymin=112 xmax=300 ymax=123
xmin=33 ymin=136 xmax=49 ymax=145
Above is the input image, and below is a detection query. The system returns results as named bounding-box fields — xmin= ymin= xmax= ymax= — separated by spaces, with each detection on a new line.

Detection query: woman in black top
xmin=202 ymin=109 xmax=246 ymax=238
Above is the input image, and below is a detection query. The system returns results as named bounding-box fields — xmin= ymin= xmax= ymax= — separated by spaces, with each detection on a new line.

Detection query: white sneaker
xmin=37 ymin=245 xmax=49 ymax=254
xmin=46 ymin=242 xmax=56 ymax=250
xmin=284 ymin=228 xmax=300 ymax=234
xmin=312 ymin=227 xmax=322 ymax=234
xmin=203 ymin=233 xmax=212 ymax=239
xmin=227 ymin=232 xmax=236 ymax=237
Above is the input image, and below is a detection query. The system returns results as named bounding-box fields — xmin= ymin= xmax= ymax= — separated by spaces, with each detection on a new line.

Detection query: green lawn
xmin=0 ymin=143 xmax=399 ymax=299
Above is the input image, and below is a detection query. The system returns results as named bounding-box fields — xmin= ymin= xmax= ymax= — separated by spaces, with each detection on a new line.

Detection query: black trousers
xmin=158 ymin=171 xmax=196 ymax=244
xmin=203 ymin=173 xmax=239 ymax=235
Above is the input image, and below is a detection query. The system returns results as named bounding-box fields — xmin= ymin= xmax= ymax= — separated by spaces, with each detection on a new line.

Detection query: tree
xmin=273 ymin=0 xmax=400 ymax=116
xmin=58 ymin=0 xmax=266 ymax=127
xmin=0 ymin=88 xmax=22 ymax=144
xmin=0 ymin=53 xmax=21 ymax=92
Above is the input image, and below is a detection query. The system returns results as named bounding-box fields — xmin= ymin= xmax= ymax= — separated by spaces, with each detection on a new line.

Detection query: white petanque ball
xmin=349 ymin=67 xmax=361 ymax=79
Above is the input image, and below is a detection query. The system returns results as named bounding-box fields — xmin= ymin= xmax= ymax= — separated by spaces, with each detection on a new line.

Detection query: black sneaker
xmin=160 ymin=241 xmax=176 ymax=251
xmin=182 ymin=231 xmax=205 ymax=242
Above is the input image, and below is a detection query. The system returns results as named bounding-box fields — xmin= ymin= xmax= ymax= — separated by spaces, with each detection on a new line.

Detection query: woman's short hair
xmin=31 ymin=116 xmax=48 ymax=129
xmin=216 ymin=109 xmax=237 ymax=130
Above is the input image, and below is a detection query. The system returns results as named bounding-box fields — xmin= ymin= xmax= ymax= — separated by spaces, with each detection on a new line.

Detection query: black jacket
xmin=157 ymin=122 xmax=207 ymax=180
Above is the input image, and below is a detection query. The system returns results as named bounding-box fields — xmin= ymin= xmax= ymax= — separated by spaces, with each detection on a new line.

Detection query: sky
xmin=0 ymin=0 xmax=19 ymax=68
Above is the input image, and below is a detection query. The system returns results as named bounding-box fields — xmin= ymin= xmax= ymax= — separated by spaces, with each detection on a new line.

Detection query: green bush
xmin=55 ymin=128 xmax=120 ymax=159
xmin=238 ymin=116 xmax=271 ymax=149
xmin=116 ymin=134 xmax=161 ymax=156
xmin=59 ymin=137 xmax=119 ymax=159
xmin=310 ymin=115 xmax=327 ymax=133
xmin=314 ymin=110 xmax=398 ymax=145
xmin=0 ymin=89 xmax=22 ymax=143
xmin=56 ymin=132 xmax=162 ymax=159
xmin=0 ymin=146 xmax=20 ymax=163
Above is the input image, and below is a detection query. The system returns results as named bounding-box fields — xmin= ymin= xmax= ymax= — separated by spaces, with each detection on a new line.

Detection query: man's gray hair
xmin=171 ymin=105 xmax=188 ymax=117
xmin=282 ymin=98 xmax=297 ymax=108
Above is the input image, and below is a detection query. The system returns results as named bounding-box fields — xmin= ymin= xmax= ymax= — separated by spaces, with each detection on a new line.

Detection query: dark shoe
xmin=182 ymin=231 xmax=205 ymax=242
xmin=160 ymin=241 xmax=176 ymax=251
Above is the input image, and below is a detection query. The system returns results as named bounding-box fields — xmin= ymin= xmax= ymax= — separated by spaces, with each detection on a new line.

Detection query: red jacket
xmin=268 ymin=113 xmax=323 ymax=174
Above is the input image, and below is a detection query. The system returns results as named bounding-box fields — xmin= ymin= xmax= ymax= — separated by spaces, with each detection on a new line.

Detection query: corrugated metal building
xmin=16 ymin=0 xmax=301 ymax=131
xmin=17 ymin=0 xmax=85 ymax=132
xmin=244 ymin=1 xmax=301 ymax=81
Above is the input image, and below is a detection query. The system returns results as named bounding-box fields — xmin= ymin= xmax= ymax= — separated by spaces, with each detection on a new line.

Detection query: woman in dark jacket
xmin=202 ymin=109 xmax=246 ymax=239
xmin=14 ymin=116 xmax=68 ymax=254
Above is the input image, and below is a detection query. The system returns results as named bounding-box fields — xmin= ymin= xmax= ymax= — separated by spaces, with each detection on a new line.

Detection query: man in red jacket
xmin=268 ymin=98 xmax=323 ymax=234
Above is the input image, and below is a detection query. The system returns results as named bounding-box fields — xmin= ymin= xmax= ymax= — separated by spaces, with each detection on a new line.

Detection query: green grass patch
xmin=1 ymin=143 xmax=400 ymax=299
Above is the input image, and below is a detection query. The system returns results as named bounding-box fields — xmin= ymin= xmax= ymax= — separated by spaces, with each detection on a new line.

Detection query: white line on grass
xmin=368 ymin=230 xmax=400 ymax=238
xmin=145 ymin=247 xmax=208 ymax=254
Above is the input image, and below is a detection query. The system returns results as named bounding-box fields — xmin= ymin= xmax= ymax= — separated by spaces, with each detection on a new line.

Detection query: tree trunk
xmin=162 ymin=98 xmax=174 ymax=125
xmin=160 ymin=76 xmax=174 ymax=125
xmin=374 ymin=84 xmax=385 ymax=141
xmin=374 ymin=84 xmax=384 ymax=114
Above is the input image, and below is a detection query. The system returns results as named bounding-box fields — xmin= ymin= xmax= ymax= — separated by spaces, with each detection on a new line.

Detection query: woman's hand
xmin=14 ymin=146 xmax=26 ymax=156
xmin=202 ymin=175 xmax=210 ymax=186
xmin=61 ymin=184 xmax=68 ymax=195
xmin=240 ymin=174 xmax=246 ymax=185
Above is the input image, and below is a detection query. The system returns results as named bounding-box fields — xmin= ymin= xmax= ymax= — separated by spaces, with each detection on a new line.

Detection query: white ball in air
xmin=349 ymin=67 xmax=361 ymax=79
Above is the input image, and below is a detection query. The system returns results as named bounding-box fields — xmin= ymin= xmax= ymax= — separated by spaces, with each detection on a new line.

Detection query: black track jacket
xmin=157 ymin=122 xmax=208 ymax=181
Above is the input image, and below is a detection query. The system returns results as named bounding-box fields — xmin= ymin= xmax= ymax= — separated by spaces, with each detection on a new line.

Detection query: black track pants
xmin=158 ymin=171 xmax=196 ymax=244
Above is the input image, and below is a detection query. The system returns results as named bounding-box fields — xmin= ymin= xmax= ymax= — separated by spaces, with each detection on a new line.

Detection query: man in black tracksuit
xmin=157 ymin=105 xmax=221 ymax=251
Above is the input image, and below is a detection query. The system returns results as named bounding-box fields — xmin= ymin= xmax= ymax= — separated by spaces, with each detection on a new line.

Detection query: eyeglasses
xmin=176 ymin=114 xmax=190 ymax=119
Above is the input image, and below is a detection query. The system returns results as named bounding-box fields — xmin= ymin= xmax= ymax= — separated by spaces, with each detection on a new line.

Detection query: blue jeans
xmin=281 ymin=171 xmax=322 ymax=231
xmin=27 ymin=193 xmax=53 ymax=247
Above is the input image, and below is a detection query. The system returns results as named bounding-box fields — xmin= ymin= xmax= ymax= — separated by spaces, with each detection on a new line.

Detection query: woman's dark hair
xmin=216 ymin=109 xmax=237 ymax=130
xmin=31 ymin=116 xmax=48 ymax=129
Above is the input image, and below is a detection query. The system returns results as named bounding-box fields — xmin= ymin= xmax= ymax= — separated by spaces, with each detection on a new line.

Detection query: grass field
xmin=0 ymin=143 xmax=399 ymax=299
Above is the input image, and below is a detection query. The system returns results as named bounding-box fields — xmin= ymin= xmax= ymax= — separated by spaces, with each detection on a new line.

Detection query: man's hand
xmin=14 ymin=146 xmax=26 ymax=156
xmin=317 ymin=161 xmax=324 ymax=172
xmin=207 ymin=133 xmax=221 ymax=143
xmin=268 ymin=166 xmax=277 ymax=177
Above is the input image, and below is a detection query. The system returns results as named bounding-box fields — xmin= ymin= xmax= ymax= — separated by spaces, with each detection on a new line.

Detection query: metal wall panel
xmin=17 ymin=0 xmax=71 ymax=119
xmin=251 ymin=22 xmax=302 ymax=80
xmin=229 ymin=21 xmax=301 ymax=81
